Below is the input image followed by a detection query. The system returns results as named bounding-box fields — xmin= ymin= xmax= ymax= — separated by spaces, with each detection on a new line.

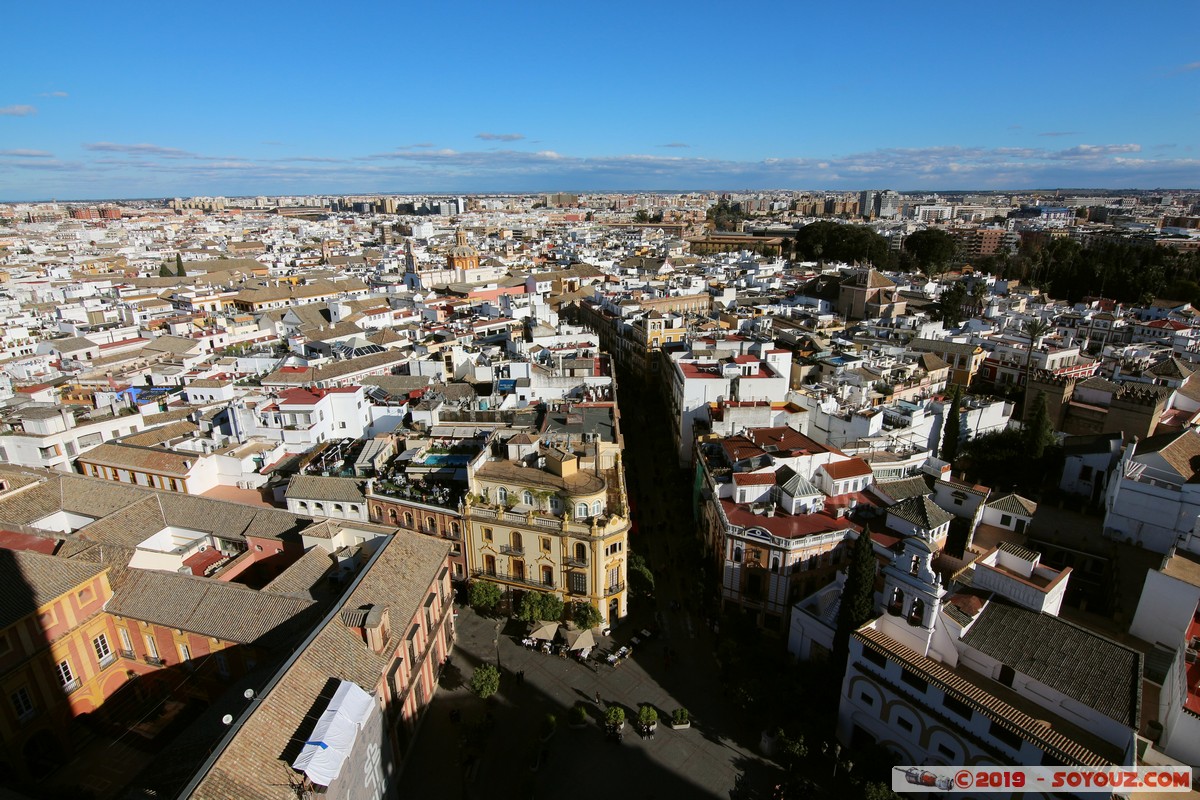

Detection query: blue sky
xmin=1 ymin=2 xmax=1198 ymax=200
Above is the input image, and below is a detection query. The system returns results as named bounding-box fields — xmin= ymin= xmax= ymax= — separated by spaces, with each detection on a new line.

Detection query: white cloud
xmin=0 ymin=149 xmax=53 ymax=158
xmin=0 ymin=105 xmax=36 ymax=117
xmin=476 ymin=132 xmax=525 ymax=142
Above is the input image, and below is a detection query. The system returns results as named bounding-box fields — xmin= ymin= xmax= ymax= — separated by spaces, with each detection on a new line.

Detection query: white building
xmin=1105 ymin=429 xmax=1200 ymax=555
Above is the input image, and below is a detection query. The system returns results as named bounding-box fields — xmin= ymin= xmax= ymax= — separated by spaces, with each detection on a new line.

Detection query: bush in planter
xmin=637 ymin=704 xmax=658 ymax=728
xmin=569 ymin=704 xmax=589 ymax=726
xmin=541 ymin=713 xmax=557 ymax=739
xmin=671 ymin=707 xmax=689 ymax=726
xmin=604 ymin=705 xmax=625 ymax=728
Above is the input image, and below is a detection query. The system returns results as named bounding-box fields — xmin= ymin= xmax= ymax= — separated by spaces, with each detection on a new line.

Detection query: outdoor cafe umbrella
xmin=529 ymin=621 xmax=559 ymax=641
xmin=564 ymin=628 xmax=596 ymax=652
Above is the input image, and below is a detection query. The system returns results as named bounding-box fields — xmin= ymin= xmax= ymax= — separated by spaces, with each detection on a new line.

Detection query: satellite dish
xmin=222 ymin=714 xmax=234 ymax=725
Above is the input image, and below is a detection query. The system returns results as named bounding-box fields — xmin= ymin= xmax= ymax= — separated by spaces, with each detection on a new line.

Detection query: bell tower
xmin=879 ymin=537 xmax=946 ymax=658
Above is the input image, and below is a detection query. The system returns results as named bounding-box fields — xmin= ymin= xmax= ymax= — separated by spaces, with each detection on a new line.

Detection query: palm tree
xmin=1021 ymin=318 xmax=1052 ymax=415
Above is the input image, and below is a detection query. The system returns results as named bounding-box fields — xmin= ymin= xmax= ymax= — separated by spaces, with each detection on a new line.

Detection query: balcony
xmin=565 ymin=556 xmax=588 ymax=568
xmin=472 ymin=569 xmax=554 ymax=591
xmin=119 ymin=649 xmax=136 ymax=660
xmin=145 ymin=656 xmax=165 ymax=667
xmin=99 ymin=652 xmax=117 ymax=670
xmin=499 ymin=545 xmax=525 ymax=556
xmin=62 ymin=678 xmax=81 ymax=694
xmin=604 ymin=582 xmax=626 ymax=596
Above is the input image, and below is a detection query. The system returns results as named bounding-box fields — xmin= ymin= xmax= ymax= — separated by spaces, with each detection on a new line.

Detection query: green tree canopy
xmin=903 ymin=229 xmax=957 ymax=275
xmin=706 ymin=199 xmax=746 ymax=231
xmin=627 ymin=551 xmax=655 ymax=597
xmin=935 ymin=281 xmax=968 ymax=327
xmin=469 ymin=580 xmax=502 ymax=614
xmin=833 ymin=525 xmax=877 ymax=670
xmin=469 ymin=663 xmax=500 ymax=699
xmin=159 ymin=262 xmax=174 ymax=277
xmin=175 ymin=253 xmax=186 ymax=277
xmin=515 ymin=591 xmax=564 ymax=623
xmin=1024 ymin=391 xmax=1054 ymax=460
xmin=571 ymin=601 xmax=603 ymax=631
xmin=793 ymin=221 xmax=894 ymax=268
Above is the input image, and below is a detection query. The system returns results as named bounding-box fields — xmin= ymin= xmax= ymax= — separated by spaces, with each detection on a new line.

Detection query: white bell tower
xmin=878 ymin=536 xmax=946 ymax=657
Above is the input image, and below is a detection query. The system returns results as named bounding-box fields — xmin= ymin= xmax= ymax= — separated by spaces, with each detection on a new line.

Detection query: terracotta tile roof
xmin=731 ymin=472 xmax=776 ymax=486
xmin=190 ymin=533 xmax=449 ymax=800
xmin=107 ymin=569 xmax=317 ymax=645
xmin=820 ymin=458 xmax=873 ymax=480
xmin=986 ymin=493 xmax=1037 ymax=517
xmin=285 ymin=476 xmax=366 ymax=504
xmin=261 ymin=547 xmax=337 ymax=599
xmin=855 ymin=626 xmax=1116 ymax=767
xmin=887 ymin=495 xmax=954 ymax=530
xmin=960 ymin=600 xmax=1142 ymax=728
xmin=0 ymin=550 xmax=106 ymax=628
xmin=78 ymin=442 xmax=197 ymax=476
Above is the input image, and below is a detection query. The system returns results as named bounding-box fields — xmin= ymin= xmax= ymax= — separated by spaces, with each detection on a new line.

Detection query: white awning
xmin=292 ymin=680 xmax=374 ymax=786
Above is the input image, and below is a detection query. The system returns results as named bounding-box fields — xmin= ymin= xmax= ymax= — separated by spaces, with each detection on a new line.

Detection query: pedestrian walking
xmin=595 ymin=691 xmax=602 ymax=707
xmin=517 ymin=670 xmax=525 ymax=685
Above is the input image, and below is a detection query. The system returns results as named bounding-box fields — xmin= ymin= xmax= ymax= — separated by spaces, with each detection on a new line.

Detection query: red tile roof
xmin=821 ymin=458 xmax=873 ymax=479
xmin=732 ymin=472 xmax=776 ymax=486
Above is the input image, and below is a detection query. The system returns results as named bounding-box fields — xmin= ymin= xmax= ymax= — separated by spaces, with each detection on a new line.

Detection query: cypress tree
xmin=175 ymin=253 xmax=186 ymax=277
xmin=834 ymin=524 xmax=877 ymax=670
xmin=940 ymin=385 xmax=962 ymax=465
xmin=1025 ymin=391 xmax=1053 ymax=459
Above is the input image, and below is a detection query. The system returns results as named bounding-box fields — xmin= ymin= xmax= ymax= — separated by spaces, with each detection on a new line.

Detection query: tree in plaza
xmin=469 ymin=663 xmax=499 ymax=699
xmin=469 ymin=580 xmax=502 ymax=615
xmin=515 ymin=591 xmax=564 ymax=623
xmin=940 ymin=385 xmax=963 ymax=466
xmin=833 ymin=525 xmax=878 ymax=671
xmin=903 ymin=228 xmax=957 ymax=276
xmin=1023 ymin=391 xmax=1054 ymax=460
xmin=571 ymin=601 xmax=603 ymax=631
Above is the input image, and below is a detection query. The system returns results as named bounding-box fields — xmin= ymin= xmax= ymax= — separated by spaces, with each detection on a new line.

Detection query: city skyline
xmin=2 ymin=1 xmax=1198 ymax=201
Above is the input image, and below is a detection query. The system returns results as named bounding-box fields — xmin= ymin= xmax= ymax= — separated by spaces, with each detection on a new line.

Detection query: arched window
xmin=576 ymin=502 xmax=588 ymax=519
xmin=387 ymin=508 xmax=397 ymax=522
xmin=403 ymin=512 xmax=413 ymax=529
xmin=333 ymin=504 xmax=343 ymax=513
xmin=574 ymin=542 xmax=587 ymax=563
xmin=512 ymin=531 xmax=523 ymax=549
xmin=313 ymin=502 xmax=324 ymax=513
xmin=592 ymin=500 xmax=602 ymax=517
xmin=888 ymin=587 xmax=904 ymax=615
xmin=426 ymin=516 xmax=436 ymax=532
xmin=909 ymin=556 xmax=920 ymax=576
xmin=771 ymin=556 xmax=780 ymax=573
xmin=373 ymin=505 xmax=382 ymax=521
xmin=451 ymin=522 xmax=460 ymax=537
xmin=908 ymin=598 xmax=926 ymax=627
xmin=733 ymin=546 xmax=743 ymax=563
xmin=550 ymin=496 xmax=562 ymax=513
xmin=298 ymin=500 xmax=309 ymax=511
xmin=497 ymin=487 xmax=508 ymax=506
xmin=522 ymin=490 xmax=534 ymax=507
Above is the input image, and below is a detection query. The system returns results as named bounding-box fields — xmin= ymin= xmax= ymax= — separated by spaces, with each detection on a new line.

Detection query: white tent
xmin=292 ymin=680 xmax=374 ymax=786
